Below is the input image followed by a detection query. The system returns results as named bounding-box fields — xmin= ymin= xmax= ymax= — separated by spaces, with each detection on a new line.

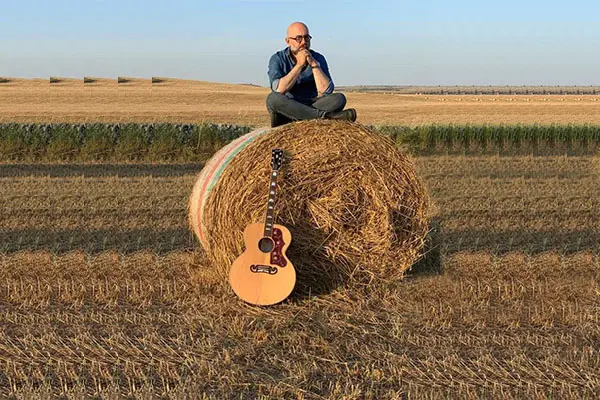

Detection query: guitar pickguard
xmin=270 ymin=228 xmax=288 ymax=267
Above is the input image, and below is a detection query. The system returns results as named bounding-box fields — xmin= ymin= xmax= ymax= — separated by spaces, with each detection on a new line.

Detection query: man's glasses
xmin=288 ymin=35 xmax=312 ymax=43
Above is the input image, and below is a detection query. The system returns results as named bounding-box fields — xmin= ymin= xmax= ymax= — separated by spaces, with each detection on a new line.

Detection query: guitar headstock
xmin=271 ymin=148 xmax=284 ymax=171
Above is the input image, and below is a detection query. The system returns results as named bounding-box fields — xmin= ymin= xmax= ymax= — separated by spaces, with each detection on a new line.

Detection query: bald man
xmin=266 ymin=22 xmax=357 ymax=127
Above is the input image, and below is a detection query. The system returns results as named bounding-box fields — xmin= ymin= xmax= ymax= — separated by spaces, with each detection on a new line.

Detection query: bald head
xmin=285 ymin=21 xmax=311 ymax=54
xmin=287 ymin=22 xmax=309 ymax=37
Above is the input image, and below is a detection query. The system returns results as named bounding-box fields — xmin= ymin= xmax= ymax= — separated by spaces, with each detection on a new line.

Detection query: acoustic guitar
xmin=229 ymin=148 xmax=296 ymax=305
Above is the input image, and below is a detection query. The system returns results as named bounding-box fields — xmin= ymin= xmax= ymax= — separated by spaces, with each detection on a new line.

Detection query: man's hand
xmin=307 ymin=53 xmax=320 ymax=68
xmin=305 ymin=50 xmax=320 ymax=68
xmin=276 ymin=48 xmax=327 ymax=94
xmin=296 ymin=49 xmax=309 ymax=67
xmin=297 ymin=49 xmax=319 ymax=68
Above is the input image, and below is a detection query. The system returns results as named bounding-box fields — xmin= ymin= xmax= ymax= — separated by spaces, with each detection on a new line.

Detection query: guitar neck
xmin=263 ymin=169 xmax=278 ymax=238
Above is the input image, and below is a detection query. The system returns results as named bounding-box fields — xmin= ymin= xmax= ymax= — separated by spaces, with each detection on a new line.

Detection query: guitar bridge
xmin=250 ymin=264 xmax=278 ymax=275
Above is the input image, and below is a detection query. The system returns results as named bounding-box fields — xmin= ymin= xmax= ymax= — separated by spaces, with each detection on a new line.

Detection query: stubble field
xmin=0 ymin=156 xmax=598 ymax=398
xmin=0 ymin=79 xmax=599 ymax=398
xmin=1 ymin=78 xmax=600 ymax=125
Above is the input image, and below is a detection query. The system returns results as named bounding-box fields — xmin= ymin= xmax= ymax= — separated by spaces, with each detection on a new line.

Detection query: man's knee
xmin=314 ymin=92 xmax=346 ymax=112
xmin=266 ymin=91 xmax=287 ymax=110
xmin=331 ymin=93 xmax=347 ymax=110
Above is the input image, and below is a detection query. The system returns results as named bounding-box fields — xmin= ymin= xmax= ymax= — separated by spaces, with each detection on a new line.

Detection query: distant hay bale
xmin=188 ymin=120 xmax=431 ymax=292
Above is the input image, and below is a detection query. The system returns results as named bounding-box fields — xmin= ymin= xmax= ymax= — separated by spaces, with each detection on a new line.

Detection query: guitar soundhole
xmin=258 ymin=237 xmax=274 ymax=253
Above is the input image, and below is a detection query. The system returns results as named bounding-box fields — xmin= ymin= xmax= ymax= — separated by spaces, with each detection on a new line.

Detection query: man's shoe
xmin=324 ymin=108 xmax=357 ymax=122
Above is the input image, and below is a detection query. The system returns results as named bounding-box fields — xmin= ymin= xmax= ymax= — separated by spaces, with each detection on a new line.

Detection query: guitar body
xmin=229 ymin=222 xmax=296 ymax=305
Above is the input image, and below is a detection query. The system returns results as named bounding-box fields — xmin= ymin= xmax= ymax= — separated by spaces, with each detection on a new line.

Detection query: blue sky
xmin=1 ymin=0 xmax=599 ymax=86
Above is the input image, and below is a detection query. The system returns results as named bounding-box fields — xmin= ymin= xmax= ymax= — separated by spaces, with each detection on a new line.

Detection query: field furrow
xmin=1 ymin=156 xmax=597 ymax=254
xmin=0 ymin=155 xmax=598 ymax=397
xmin=0 ymin=250 xmax=597 ymax=398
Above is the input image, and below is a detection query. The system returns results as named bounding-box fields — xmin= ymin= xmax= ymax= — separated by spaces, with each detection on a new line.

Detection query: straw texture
xmin=189 ymin=120 xmax=431 ymax=292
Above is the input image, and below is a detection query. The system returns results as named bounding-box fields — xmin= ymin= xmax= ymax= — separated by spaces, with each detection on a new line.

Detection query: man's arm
xmin=268 ymin=52 xmax=307 ymax=95
xmin=275 ymin=63 xmax=304 ymax=94
xmin=309 ymin=52 xmax=334 ymax=96
xmin=312 ymin=65 xmax=330 ymax=96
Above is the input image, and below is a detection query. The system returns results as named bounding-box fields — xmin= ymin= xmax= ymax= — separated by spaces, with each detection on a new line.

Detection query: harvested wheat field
xmin=2 ymin=78 xmax=600 ymax=125
xmin=0 ymin=153 xmax=599 ymax=398
xmin=1 ymin=76 xmax=599 ymax=397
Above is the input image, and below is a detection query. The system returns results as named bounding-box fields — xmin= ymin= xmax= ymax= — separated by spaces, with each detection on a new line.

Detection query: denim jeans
xmin=266 ymin=92 xmax=347 ymax=128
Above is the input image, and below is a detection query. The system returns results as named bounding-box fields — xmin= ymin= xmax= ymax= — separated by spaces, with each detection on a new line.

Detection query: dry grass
xmin=421 ymin=156 xmax=600 ymax=253
xmin=0 ymin=155 xmax=596 ymax=257
xmin=1 ymin=156 xmax=596 ymax=255
xmin=0 ymin=155 xmax=598 ymax=397
xmin=1 ymin=78 xmax=600 ymax=125
xmin=0 ymin=169 xmax=196 ymax=253
xmin=0 ymin=249 xmax=597 ymax=398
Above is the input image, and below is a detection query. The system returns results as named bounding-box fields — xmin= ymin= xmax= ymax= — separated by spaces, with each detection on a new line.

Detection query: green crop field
xmin=1 ymin=123 xmax=599 ymax=162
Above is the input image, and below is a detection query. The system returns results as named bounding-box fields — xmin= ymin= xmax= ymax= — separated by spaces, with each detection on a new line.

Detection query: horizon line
xmin=1 ymin=77 xmax=600 ymax=88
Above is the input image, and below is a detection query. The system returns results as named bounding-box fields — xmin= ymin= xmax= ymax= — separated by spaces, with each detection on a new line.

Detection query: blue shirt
xmin=267 ymin=47 xmax=335 ymax=103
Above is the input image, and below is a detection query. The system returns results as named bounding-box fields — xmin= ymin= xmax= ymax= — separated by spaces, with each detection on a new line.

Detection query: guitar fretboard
xmin=263 ymin=170 xmax=278 ymax=238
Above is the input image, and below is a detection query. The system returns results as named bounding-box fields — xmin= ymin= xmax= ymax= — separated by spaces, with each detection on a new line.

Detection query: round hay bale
xmin=188 ymin=120 xmax=431 ymax=292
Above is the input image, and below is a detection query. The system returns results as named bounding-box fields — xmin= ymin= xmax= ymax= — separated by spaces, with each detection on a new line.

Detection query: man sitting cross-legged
xmin=266 ymin=21 xmax=357 ymax=128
